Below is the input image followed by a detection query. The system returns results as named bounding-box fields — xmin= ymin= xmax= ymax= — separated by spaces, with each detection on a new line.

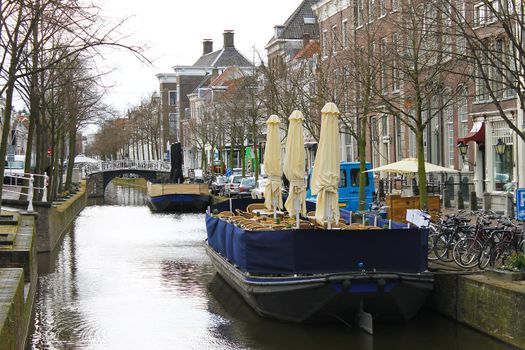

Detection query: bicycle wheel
xmin=478 ymin=240 xmax=494 ymax=270
xmin=427 ymin=226 xmax=440 ymax=261
xmin=490 ymin=242 xmax=512 ymax=268
xmin=453 ymin=237 xmax=482 ymax=269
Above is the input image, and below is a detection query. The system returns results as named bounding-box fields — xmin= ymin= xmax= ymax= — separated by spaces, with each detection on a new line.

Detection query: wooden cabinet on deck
xmin=386 ymin=195 xmax=441 ymax=223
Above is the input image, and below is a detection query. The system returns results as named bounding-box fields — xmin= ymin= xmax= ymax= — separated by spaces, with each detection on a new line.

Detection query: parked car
xmin=210 ymin=175 xmax=227 ymax=195
xmin=251 ymin=178 xmax=268 ymax=199
xmin=224 ymin=175 xmax=244 ymax=197
xmin=238 ymin=177 xmax=256 ymax=197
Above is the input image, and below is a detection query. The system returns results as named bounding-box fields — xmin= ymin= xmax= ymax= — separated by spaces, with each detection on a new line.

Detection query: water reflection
xmin=30 ymin=185 xmax=517 ymax=350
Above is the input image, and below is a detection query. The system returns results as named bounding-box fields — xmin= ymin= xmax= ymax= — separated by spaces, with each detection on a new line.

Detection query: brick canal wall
xmin=0 ymin=214 xmax=38 ymax=350
xmin=4 ymin=182 xmax=87 ymax=252
xmin=428 ymin=273 xmax=525 ymax=349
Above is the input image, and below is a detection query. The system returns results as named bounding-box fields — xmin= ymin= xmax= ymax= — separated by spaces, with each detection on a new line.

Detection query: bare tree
xmin=0 ymin=0 xmax=148 ymax=203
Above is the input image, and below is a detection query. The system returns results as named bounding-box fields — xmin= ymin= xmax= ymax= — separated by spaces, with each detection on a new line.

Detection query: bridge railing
xmin=84 ymin=160 xmax=171 ymax=175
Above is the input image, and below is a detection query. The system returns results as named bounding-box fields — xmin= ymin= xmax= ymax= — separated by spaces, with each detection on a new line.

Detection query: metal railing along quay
xmin=2 ymin=173 xmax=48 ymax=211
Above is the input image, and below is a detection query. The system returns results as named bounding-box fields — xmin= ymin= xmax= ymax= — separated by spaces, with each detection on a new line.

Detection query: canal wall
xmin=3 ymin=182 xmax=87 ymax=252
xmin=428 ymin=273 xmax=525 ymax=349
xmin=0 ymin=213 xmax=38 ymax=350
xmin=111 ymin=177 xmax=147 ymax=190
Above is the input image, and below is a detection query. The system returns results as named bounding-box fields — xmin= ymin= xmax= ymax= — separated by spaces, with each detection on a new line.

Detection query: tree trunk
xmin=0 ymin=83 xmax=17 ymax=204
xmin=65 ymin=128 xmax=76 ymax=191
xmin=240 ymin=145 xmax=245 ymax=177
xmin=416 ymin=127 xmax=428 ymax=210
xmin=358 ymin=116 xmax=368 ymax=211
xmin=252 ymin=125 xmax=259 ymax=181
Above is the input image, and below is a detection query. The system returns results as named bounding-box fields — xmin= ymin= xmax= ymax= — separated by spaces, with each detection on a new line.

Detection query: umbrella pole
xmin=295 ymin=195 xmax=300 ymax=229
xmin=273 ymin=197 xmax=277 ymax=220
xmin=325 ymin=191 xmax=332 ymax=229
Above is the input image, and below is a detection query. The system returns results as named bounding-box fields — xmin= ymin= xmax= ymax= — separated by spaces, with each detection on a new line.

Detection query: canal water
xmin=29 ymin=184 xmax=516 ymax=350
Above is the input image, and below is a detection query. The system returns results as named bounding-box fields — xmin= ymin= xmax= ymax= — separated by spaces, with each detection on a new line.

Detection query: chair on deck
xmin=246 ymin=203 xmax=266 ymax=213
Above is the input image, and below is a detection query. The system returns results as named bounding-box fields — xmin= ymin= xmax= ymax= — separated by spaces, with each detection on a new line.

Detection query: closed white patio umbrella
xmin=283 ymin=110 xmax=306 ymax=228
xmin=263 ymin=115 xmax=283 ymax=218
xmin=311 ymin=103 xmax=340 ymax=229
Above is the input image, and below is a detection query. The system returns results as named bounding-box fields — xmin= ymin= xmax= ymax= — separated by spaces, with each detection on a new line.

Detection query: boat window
xmin=339 ymin=169 xmax=347 ymax=188
xmin=350 ymin=168 xmax=369 ymax=187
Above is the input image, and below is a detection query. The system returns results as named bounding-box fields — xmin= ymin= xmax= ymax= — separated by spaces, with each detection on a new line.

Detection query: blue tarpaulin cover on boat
xmin=206 ymin=206 xmax=428 ymax=275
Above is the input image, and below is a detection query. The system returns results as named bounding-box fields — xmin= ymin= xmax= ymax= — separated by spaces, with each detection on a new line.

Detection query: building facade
xmin=311 ymin=0 xmax=524 ymax=209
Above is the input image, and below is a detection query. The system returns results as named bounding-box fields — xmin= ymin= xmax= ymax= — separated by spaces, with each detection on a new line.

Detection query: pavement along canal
xmin=28 ymin=183 xmax=519 ymax=350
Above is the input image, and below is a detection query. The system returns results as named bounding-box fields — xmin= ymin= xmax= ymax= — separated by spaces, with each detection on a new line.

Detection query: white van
xmin=4 ymin=155 xmax=25 ymax=185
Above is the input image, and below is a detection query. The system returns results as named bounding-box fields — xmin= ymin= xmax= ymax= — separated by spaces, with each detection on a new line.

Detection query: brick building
xmin=310 ymin=0 xmax=523 ymax=210
xmin=157 ymin=30 xmax=252 ymax=175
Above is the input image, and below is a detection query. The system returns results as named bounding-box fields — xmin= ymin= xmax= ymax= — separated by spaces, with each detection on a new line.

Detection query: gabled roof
xmin=267 ymin=0 xmax=319 ymax=46
xmin=193 ymin=47 xmax=252 ymax=68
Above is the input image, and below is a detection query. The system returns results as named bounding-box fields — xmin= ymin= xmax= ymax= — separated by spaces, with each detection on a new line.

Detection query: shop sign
xmin=517 ymin=188 xmax=525 ymax=221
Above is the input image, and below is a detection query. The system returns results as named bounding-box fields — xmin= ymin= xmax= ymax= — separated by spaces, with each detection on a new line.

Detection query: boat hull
xmin=146 ymin=181 xmax=210 ymax=212
xmin=205 ymin=243 xmax=433 ymax=324
xmin=147 ymin=194 xmax=210 ymax=212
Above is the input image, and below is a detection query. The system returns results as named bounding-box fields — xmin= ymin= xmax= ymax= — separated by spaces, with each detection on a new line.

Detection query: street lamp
xmin=457 ymin=141 xmax=468 ymax=161
xmin=494 ymin=138 xmax=507 ymax=157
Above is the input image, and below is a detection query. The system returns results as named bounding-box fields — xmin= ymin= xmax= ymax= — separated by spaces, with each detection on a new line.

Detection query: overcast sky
xmin=95 ymin=0 xmax=301 ymax=115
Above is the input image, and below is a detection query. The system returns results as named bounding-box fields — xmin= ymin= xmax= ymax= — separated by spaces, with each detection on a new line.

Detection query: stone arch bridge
xmin=85 ymin=160 xmax=171 ymax=197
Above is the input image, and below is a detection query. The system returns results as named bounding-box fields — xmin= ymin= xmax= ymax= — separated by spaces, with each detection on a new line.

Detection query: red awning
xmin=457 ymin=121 xmax=485 ymax=144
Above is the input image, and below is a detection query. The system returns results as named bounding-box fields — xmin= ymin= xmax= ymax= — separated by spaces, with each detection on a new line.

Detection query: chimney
xmin=274 ymin=25 xmax=285 ymax=39
xmin=223 ymin=30 xmax=234 ymax=48
xmin=203 ymin=39 xmax=213 ymax=55
xmin=303 ymin=33 xmax=311 ymax=48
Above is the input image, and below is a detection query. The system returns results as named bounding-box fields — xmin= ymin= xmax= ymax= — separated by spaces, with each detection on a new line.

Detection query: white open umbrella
xmin=283 ymin=110 xmax=306 ymax=228
xmin=311 ymin=103 xmax=340 ymax=229
xmin=73 ymin=154 xmax=99 ymax=164
xmin=366 ymin=158 xmax=459 ymax=174
xmin=263 ymin=115 xmax=283 ymax=218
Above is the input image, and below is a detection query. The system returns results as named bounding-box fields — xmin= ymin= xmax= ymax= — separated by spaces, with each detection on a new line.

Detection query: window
xmin=474 ymin=3 xmax=485 ymax=26
xmin=456 ymin=33 xmax=466 ymax=55
xmin=380 ymin=38 xmax=388 ymax=94
xmin=505 ymin=41 xmax=516 ymax=97
xmin=486 ymin=0 xmax=499 ymax=23
xmin=475 ymin=54 xmax=490 ymax=101
xmin=456 ymin=0 xmax=465 ymax=22
xmin=380 ymin=0 xmax=387 ymax=16
xmin=444 ymin=103 xmax=454 ymax=168
xmin=169 ymin=113 xmax=179 ymax=141
xmin=458 ymin=87 xmax=469 ymax=138
xmin=322 ymin=30 xmax=328 ymax=57
xmin=339 ymin=169 xmax=347 ymax=188
xmin=355 ymin=0 xmax=364 ymax=27
xmin=342 ymin=20 xmax=348 ymax=48
xmin=392 ymin=33 xmax=400 ymax=91
xmin=345 ymin=127 xmax=353 ymax=162
xmin=331 ymin=25 xmax=338 ymax=53
xmin=368 ymin=0 xmax=375 ymax=22
xmin=493 ymin=39 xmax=504 ymax=97
xmin=396 ymin=115 xmax=403 ymax=160
xmin=350 ymin=169 xmax=370 ymax=187
xmin=333 ymin=68 xmax=339 ymax=101
xmin=381 ymin=114 xmax=388 ymax=136
xmin=492 ymin=120 xmax=513 ymax=191
xmin=168 ymin=90 xmax=177 ymax=106
xmin=408 ymin=110 xmax=416 ymax=158
xmin=392 ymin=0 xmax=399 ymax=11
